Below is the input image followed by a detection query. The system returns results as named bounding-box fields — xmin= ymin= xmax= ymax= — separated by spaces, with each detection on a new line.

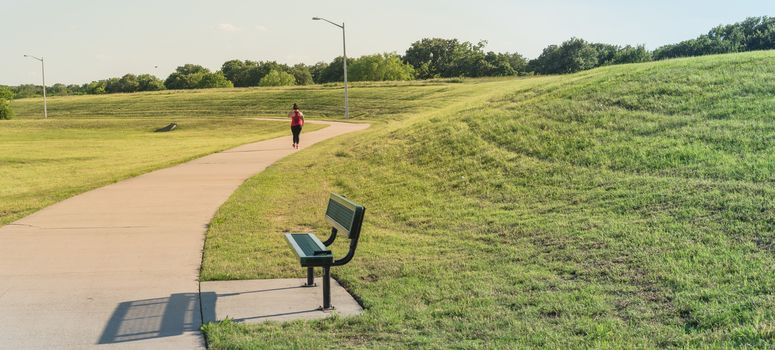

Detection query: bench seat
xmin=284 ymin=233 xmax=334 ymax=267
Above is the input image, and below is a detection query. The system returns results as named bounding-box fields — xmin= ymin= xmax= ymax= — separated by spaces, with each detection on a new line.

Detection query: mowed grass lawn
xmin=2 ymin=79 xmax=478 ymax=225
xmin=10 ymin=79 xmax=477 ymax=121
xmin=0 ymin=118 xmax=323 ymax=225
xmin=201 ymin=52 xmax=774 ymax=349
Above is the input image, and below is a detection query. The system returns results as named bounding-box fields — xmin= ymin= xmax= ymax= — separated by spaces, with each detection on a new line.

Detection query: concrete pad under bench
xmin=200 ymin=278 xmax=363 ymax=323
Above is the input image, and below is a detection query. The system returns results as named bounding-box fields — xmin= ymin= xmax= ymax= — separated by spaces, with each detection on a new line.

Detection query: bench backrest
xmin=325 ymin=193 xmax=365 ymax=240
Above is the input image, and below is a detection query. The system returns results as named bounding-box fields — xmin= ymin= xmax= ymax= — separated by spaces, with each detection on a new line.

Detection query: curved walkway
xmin=0 ymin=119 xmax=368 ymax=349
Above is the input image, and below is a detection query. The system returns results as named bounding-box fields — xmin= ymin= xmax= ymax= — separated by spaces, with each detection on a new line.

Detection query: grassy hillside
xmin=1 ymin=80 xmax=489 ymax=225
xmin=201 ymin=52 xmax=774 ymax=349
xmin=9 ymin=80 xmax=478 ymax=120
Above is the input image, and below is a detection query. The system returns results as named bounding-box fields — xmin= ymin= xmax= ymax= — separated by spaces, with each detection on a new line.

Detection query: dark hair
xmin=292 ymin=103 xmax=299 ymax=110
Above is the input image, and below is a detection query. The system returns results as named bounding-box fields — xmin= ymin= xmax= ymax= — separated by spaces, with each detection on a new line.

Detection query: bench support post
xmin=322 ymin=266 xmax=332 ymax=310
xmin=304 ymin=267 xmax=315 ymax=287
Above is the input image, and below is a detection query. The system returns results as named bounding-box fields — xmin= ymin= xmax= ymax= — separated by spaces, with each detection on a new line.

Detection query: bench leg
xmin=322 ymin=266 xmax=332 ymax=310
xmin=304 ymin=267 xmax=315 ymax=287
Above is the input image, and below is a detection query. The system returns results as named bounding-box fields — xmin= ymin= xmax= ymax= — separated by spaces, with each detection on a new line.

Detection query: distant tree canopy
xmin=138 ymin=74 xmax=165 ymax=91
xmin=527 ymin=38 xmax=651 ymax=74
xmin=86 ymin=80 xmax=107 ymax=95
xmin=314 ymin=56 xmax=354 ymax=83
xmin=258 ymin=70 xmax=296 ymax=86
xmin=308 ymin=62 xmax=329 ymax=84
xmin=653 ymin=16 xmax=775 ymax=60
xmin=76 ymin=74 xmax=166 ymax=94
xmin=349 ymin=53 xmax=415 ymax=81
xmin=10 ymin=85 xmax=43 ymax=98
xmin=221 ymin=60 xmax=312 ymax=87
xmin=403 ymin=38 xmax=525 ymax=78
xmin=291 ymin=64 xmax=315 ymax=85
xmin=610 ymin=45 xmax=652 ymax=65
xmin=5 ymin=17 xmax=772 ymax=96
xmin=164 ymin=64 xmax=232 ymax=90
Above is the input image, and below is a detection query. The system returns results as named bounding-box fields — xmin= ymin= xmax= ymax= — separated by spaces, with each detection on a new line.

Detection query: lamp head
xmin=312 ymin=17 xmax=321 ymax=20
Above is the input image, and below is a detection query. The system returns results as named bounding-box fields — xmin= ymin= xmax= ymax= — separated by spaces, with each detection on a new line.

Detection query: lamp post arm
xmin=316 ymin=17 xmax=343 ymax=29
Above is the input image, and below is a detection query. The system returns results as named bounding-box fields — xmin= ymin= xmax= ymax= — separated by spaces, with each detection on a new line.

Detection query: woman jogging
xmin=288 ymin=103 xmax=305 ymax=149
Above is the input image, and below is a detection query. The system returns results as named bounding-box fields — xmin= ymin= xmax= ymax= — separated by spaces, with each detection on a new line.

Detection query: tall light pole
xmin=24 ymin=54 xmax=47 ymax=119
xmin=312 ymin=17 xmax=349 ymax=119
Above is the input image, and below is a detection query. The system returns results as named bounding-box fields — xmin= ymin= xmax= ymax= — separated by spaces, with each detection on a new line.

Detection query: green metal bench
xmin=284 ymin=193 xmax=366 ymax=310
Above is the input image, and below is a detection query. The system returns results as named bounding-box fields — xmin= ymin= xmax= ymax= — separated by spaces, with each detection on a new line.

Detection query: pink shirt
xmin=289 ymin=110 xmax=304 ymax=126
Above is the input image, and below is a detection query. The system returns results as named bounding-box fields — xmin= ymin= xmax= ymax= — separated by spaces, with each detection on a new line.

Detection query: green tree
xmin=105 ymin=77 xmax=122 ymax=93
xmin=86 ymin=80 xmax=107 ymax=94
xmin=12 ymin=85 xmax=42 ymax=98
xmin=48 ymin=83 xmax=69 ymax=96
xmin=405 ymin=38 xmax=454 ymax=78
xmin=403 ymin=38 xmax=480 ymax=78
xmin=482 ymin=52 xmax=516 ymax=76
xmin=0 ymin=86 xmax=14 ymax=100
xmin=165 ymin=64 xmax=211 ymax=90
xmin=653 ymin=16 xmax=775 ymax=60
xmin=610 ymin=45 xmax=652 ymax=64
xmin=176 ymin=64 xmax=209 ymax=75
xmin=221 ymin=59 xmax=248 ymax=86
xmin=317 ymin=56 xmax=355 ymax=83
xmin=137 ymin=74 xmax=165 ymax=91
xmin=504 ymin=52 xmax=528 ymax=74
xmin=0 ymin=99 xmax=12 ymax=120
xmin=197 ymin=72 xmax=233 ymax=88
xmin=116 ymin=74 xmax=140 ymax=93
xmin=403 ymin=38 xmax=522 ymax=78
xmin=220 ymin=60 xmax=298 ymax=87
xmin=380 ymin=54 xmax=415 ymax=80
xmin=528 ymin=38 xmax=600 ymax=74
xmin=592 ymin=43 xmax=619 ymax=64
xmin=259 ymin=70 xmax=296 ymax=86
xmin=349 ymin=53 xmax=415 ymax=81
xmin=291 ymin=64 xmax=314 ymax=85
xmin=67 ymin=84 xmax=85 ymax=95
xmin=308 ymin=62 xmax=329 ymax=84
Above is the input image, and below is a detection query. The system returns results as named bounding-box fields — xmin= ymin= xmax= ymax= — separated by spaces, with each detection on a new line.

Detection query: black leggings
xmin=291 ymin=125 xmax=302 ymax=144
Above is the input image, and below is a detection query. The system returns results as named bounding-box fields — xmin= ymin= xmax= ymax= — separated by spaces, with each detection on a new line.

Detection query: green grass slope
xmin=2 ymin=79 xmax=486 ymax=225
xmin=201 ymin=52 xmax=774 ymax=349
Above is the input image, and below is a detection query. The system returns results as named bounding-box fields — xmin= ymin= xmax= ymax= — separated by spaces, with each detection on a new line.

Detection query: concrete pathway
xmin=0 ymin=119 xmax=368 ymax=349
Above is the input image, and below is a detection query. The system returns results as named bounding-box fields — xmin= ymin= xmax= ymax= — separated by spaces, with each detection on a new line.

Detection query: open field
xmin=200 ymin=52 xmax=774 ymax=348
xmin=2 ymin=79 xmax=484 ymax=224
xmin=2 ymin=51 xmax=773 ymax=349
xmin=0 ymin=118 xmax=324 ymax=225
xmin=9 ymin=79 xmax=483 ymax=120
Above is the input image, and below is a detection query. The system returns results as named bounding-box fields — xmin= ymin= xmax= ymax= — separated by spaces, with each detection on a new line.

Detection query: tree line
xmin=653 ymin=16 xmax=775 ymax=60
xmin=3 ymin=16 xmax=774 ymax=100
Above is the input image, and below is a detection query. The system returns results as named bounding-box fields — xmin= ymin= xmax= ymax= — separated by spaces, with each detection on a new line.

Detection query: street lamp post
xmin=24 ymin=54 xmax=47 ymax=119
xmin=312 ymin=17 xmax=349 ymax=119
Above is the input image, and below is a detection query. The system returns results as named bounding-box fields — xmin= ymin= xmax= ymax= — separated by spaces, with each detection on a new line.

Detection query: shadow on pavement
xmin=98 ymin=292 xmax=215 ymax=344
xmin=199 ymin=285 xmax=315 ymax=323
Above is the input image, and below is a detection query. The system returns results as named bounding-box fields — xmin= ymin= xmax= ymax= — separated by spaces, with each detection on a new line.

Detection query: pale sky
xmin=2 ymin=0 xmax=774 ymax=85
